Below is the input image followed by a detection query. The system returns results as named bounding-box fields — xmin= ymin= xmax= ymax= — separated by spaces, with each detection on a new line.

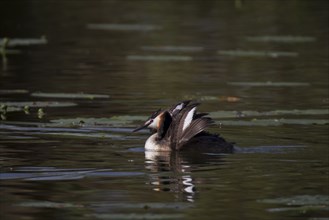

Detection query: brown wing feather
xmin=194 ymin=113 xmax=208 ymax=119
xmin=166 ymin=103 xmax=199 ymax=149
xmin=174 ymin=103 xmax=200 ymax=145
xmin=177 ymin=117 xmax=214 ymax=149
xmin=168 ymin=100 xmax=191 ymax=117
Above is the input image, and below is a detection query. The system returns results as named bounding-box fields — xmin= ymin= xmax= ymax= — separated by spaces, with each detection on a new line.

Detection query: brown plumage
xmin=133 ymin=101 xmax=234 ymax=153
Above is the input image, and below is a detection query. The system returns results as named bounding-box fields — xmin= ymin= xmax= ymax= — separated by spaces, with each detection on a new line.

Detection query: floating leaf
xmin=246 ymin=36 xmax=316 ymax=43
xmin=236 ymin=145 xmax=305 ymax=154
xmin=227 ymin=81 xmax=310 ymax=87
xmin=127 ymin=55 xmax=192 ymax=62
xmin=109 ymin=115 xmax=147 ymax=122
xmin=0 ymin=48 xmax=21 ymax=55
xmin=259 ymin=195 xmax=329 ymax=213
xmin=51 ymin=116 xmax=146 ymax=127
xmin=0 ymin=138 xmax=60 ymax=144
xmin=23 ymin=105 xmax=30 ymax=114
xmin=31 ymin=92 xmax=110 ymax=99
xmin=183 ymin=94 xmax=242 ymax=102
xmin=88 ymin=213 xmax=185 ymax=220
xmin=267 ymin=205 xmax=329 ymax=212
xmin=0 ymin=167 xmax=143 ymax=181
xmin=217 ymin=119 xmax=328 ymax=126
xmin=40 ymin=132 xmax=126 ymax=140
xmin=0 ymin=134 xmax=37 ymax=140
xmin=259 ymin=195 xmax=329 ymax=206
xmin=1 ymin=114 xmax=6 ymax=120
xmin=0 ymin=101 xmax=77 ymax=108
xmin=17 ymin=201 xmax=83 ymax=208
xmin=218 ymin=50 xmax=298 ymax=57
xmin=219 ymin=96 xmax=241 ymax=102
xmin=0 ymin=36 xmax=47 ymax=47
xmin=87 ymin=23 xmax=162 ymax=31
xmin=0 ymin=89 xmax=29 ymax=94
xmin=37 ymin=108 xmax=45 ymax=119
xmin=0 ymin=104 xmax=7 ymax=113
xmin=183 ymin=95 xmax=220 ymax=101
xmin=141 ymin=45 xmax=203 ymax=52
xmin=91 ymin=202 xmax=192 ymax=209
xmin=210 ymin=109 xmax=328 ymax=119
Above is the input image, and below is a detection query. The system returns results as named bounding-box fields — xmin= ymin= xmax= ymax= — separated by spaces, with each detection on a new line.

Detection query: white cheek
xmin=148 ymin=118 xmax=158 ymax=129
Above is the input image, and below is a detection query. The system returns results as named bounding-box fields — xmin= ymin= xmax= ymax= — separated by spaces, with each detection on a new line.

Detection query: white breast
xmin=145 ymin=133 xmax=171 ymax=151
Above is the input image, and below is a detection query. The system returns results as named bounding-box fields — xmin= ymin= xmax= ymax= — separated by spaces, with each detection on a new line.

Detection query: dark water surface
xmin=1 ymin=1 xmax=328 ymax=219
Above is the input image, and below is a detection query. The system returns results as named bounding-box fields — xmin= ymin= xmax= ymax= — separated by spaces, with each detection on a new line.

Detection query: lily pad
xmin=259 ymin=195 xmax=329 ymax=213
xmin=17 ymin=201 xmax=83 ymax=208
xmin=88 ymin=213 xmax=185 ymax=220
xmin=236 ymin=145 xmax=305 ymax=154
xmin=259 ymin=195 xmax=329 ymax=206
xmin=0 ymin=101 xmax=77 ymax=108
xmin=127 ymin=55 xmax=193 ymax=62
xmin=91 ymin=202 xmax=193 ymax=209
xmin=182 ymin=95 xmax=241 ymax=102
xmin=0 ymin=89 xmax=29 ymax=94
xmin=0 ymin=139 xmax=60 ymax=144
xmin=0 ymin=37 xmax=47 ymax=47
xmin=0 ymin=49 xmax=21 ymax=55
xmin=87 ymin=23 xmax=162 ymax=31
xmin=0 ymin=167 xmax=143 ymax=181
xmin=0 ymin=105 xmax=21 ymax=113
xmin=0 ymin=134 xmax=37 ymax=140
xmin=183 ymin=95 xmax=220 ymax=101
xmin=31 ymin=92 xmax=110 ymax=99
xmin=267 ymin=206 xmax=329 ymax=212
xmin=218 ymin=119 xmax=329 ymax=126
xmin=227 ymin=81 xmax=310 ymax=87
xmin=218 ymin=50 xmax=298 ymax=57
xmin=141 ymin=45 xmax=203 ymax=52
xmin=210 ymin=109 xmax=329 ymax=119
xmin=51 ymin=116 xmax=146 ymax=127
xmin=246 ymin=36 xmax=316 ymax=43
xmin=39 ymin=132 xmax=126 ymax=140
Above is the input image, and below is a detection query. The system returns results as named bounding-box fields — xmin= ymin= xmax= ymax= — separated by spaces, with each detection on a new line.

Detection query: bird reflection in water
xmin=145 ymin=150 xmax=226 ymax=202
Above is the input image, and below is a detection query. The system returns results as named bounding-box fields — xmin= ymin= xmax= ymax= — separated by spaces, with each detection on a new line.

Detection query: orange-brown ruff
xmin=133 ymin=101 xmax=234 ymax=153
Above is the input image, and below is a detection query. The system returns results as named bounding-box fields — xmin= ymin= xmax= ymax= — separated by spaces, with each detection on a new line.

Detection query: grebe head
xmin=132 ymin=108 xmax=163 ymax=132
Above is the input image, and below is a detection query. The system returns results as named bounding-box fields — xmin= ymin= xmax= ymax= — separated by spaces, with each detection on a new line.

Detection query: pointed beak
xmin=132 ymin=121 xmax=151 ymax=132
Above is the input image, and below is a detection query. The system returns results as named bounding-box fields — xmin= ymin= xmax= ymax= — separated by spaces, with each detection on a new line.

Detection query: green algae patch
xmin=0 ymin=36 xmax=47 ymax=47
xmin=210 ymin=109 xmax=329 ymax=119
xmin=259 ymin=195 xmax=329 ymax=206
xmin=87 ymin=23 xmax=162 ymax=31
xmin=259 ymin=195 xmax=329 ymax=213
xmin=218 ymin=50 xmax=298 ymax=58
xmin=88 ymin=213 xmax=185 ymax=220
xmin=51 ymin=116 xmax=146 ymax=127
xmin=127 ymin=55 xmax=193 ymax=62
xmin=227 ymin=81 xmax=310 ymax=87
xmin=31 ymin=92 xmax=110 ymax=99
xmin=246 ymin=35 xmax=316 ymax=43
xmin=42 ymin=132 xmax=124 ymax=139
xmin=17 ymin=201 xmax=84 ymax=208
xmin=211 ymin=109 xmax=329 ymax=126
xmin=141 ymin=45 xmax=203 ymax=52
xmin=0 ymin=89 xmax=29 ymax=94
xmin=0 ymin=101 xmax=77 ymax=108
xmin=218 ymin=119 xmax=329 ymax=126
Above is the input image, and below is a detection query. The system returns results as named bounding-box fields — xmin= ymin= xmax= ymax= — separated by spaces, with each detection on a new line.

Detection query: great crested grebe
xmin=133 ymin=101 xmax=234 ymax=153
